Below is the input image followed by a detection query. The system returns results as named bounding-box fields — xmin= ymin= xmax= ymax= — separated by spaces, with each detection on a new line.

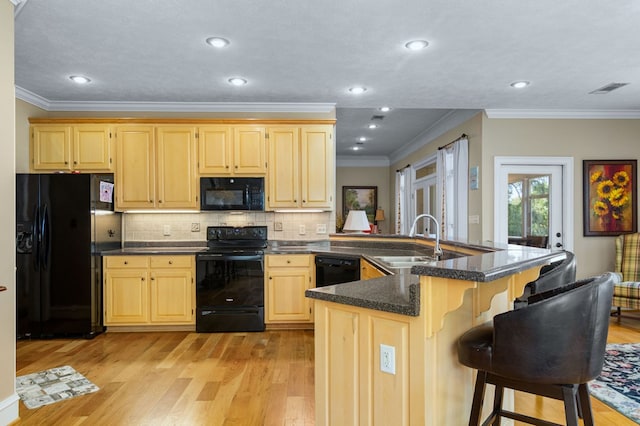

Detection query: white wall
xmin=0 ymin=1 xmax=18 ymax=423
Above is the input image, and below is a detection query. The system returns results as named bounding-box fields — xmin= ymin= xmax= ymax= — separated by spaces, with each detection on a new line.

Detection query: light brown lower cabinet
xmin=104 ymin=255 xmax=195 ymax=326
xmin=264 ymin=254 xmax=314 ymax=324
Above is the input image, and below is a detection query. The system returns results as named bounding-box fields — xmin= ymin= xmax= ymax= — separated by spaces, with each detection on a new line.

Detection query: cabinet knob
xmin=303 ymin=200 xmax=306 ymax=203
xmin=235 ymin=165 xmax=238 ymax=169
xmin=124 ymin=261 xmax=128 ymax=265
xmin=159 ymin=200 xmax=163 ymax=203
xmin=269 ymin=276 xmax=272 ymax=280
xmin=151 ymin=277 xmax=155 ymax=280
xmin=64 ymin=161 xmax=68 ymax=165
xmin=0 ymin=286 xmax=7 ymax=292
xmin=226 ymin=165 xmax=229 ymax=169
xmin=294 ymin=199 xmax=297 ymax=203
xmin=169 ymin=260 xmax=173 ymax=264
xmin=287 ymin=260 xmax=291 ymax=264
xmin=141 ymin=277 xmax=145 ymax=281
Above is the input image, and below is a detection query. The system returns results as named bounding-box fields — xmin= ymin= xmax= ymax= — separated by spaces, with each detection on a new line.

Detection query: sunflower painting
xmin=583 ymin=160 xmax=637 ymax=236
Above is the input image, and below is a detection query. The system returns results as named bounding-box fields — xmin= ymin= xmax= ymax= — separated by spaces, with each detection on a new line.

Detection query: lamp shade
xmin=343 ymin=210 xmax=370 ymax=233
xmin=375 ymin=208 xmax=385 ymax=221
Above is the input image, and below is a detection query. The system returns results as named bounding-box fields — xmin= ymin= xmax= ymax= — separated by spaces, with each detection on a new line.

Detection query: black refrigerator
xmin=16 ymin=173 xmax=122 ymax=339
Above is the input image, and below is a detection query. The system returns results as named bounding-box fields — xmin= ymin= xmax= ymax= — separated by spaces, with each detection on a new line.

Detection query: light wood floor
xmin=14 ymin=316 xmax=640 ymax=425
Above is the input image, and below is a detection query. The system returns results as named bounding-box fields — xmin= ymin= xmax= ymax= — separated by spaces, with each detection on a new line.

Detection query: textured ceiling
xmin=13 ymin=0 xmax=640 ymax=158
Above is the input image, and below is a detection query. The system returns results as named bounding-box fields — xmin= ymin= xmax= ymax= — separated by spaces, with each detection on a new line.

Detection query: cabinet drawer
xmin=149 ymin=255 xmax=193 ymax=268
xmin=267 ymin=254 xmax=311 ymax=268
xmin=105 ymin=256 xmax=149 ymax=268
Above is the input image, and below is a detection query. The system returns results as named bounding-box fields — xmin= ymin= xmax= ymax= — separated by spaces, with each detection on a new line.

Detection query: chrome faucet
xmin=408 ymin=214 xmax=443 ymax=257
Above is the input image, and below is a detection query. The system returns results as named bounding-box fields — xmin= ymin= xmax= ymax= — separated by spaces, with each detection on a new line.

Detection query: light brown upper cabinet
xmin=115 ymin=126 xmax=198 ymax=210
xmin=31 ymin=124 xmax=114 ymax=172
xmin=267 ymin=125 xmax=334 ymax=210
xmin=198 ymin=125 xmax=266 ymax=175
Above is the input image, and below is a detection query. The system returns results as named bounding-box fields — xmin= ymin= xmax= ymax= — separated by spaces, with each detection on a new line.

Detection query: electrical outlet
xmin=299 ymin=224 xmax=306 ymax=235
xmin=380 ymin=344 xmax=396 ymax=375
xmin=316 ymin=224 xmax=327 ymax=234
xmin=274 ymin=222 xmax=283 ymax=231
xmin=163 ymin=225 xmax=171 ymax=236
xmin=191 ymin=223 xmax=200 ymax=232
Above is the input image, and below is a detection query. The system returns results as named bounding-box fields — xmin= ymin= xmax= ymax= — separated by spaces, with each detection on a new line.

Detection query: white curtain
xmin=395 ymin=167 xmax=413 ymax=234
xmin=436 ymin=137 xmax=468 ymax=240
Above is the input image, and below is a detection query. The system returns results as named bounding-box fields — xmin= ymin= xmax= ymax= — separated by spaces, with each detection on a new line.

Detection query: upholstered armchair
xmin=612 ymin=233 xmax=640 ymax=315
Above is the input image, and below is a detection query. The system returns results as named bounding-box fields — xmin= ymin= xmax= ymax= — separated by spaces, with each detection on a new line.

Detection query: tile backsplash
xmin=123 ymin=211 xmax=335 ymax=242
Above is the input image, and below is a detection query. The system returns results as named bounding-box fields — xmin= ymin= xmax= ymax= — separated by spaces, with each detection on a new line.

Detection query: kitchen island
xmin=306 ymin=235 xmax=563 ymax=426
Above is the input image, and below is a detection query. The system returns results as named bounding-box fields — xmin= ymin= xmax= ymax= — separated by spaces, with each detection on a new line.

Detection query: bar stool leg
xmin=469 ymin=371 xmax=488 ymax=426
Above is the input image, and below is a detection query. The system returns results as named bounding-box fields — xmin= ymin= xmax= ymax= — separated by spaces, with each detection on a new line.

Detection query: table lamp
xmin=374 ymin=208 xmax=385 ymax=233
xmin=343 ymin=210 xmax=370 ymax=233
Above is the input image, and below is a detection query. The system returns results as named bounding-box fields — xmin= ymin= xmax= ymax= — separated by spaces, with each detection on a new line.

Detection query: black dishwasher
xmin=315 ymin=255 xmax=360 ymax=287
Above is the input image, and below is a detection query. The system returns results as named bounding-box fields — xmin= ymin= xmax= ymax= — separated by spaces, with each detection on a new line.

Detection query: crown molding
xmin=485 ymin=109 xmax=640 ymax=119
xmin=388 ymin=109 xmax=480 ymax=165
xmin=336 ymin=156 xmax=390 ymax=167
xmin=14 ymin=86 xmax=336 ymax=114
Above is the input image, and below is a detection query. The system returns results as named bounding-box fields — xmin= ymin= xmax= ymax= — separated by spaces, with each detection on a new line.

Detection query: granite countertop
xmin=306 ymin=273 xmax=421 ymax=316
xmin=103 ymin=236 xmax=564 ymax=317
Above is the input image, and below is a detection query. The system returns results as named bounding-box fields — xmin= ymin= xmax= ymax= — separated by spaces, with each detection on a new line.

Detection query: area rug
xmin=589 ymin=343 xmax=640 ymax=424
xmin=16 ymin=365 xmax=99 ymax=409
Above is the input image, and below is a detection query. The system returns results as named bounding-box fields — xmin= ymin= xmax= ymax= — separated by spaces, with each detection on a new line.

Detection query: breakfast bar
xmin=306 ymin=237 xmax=563 ymax=426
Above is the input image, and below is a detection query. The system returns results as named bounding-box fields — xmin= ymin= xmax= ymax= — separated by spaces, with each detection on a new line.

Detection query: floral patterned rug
xmin=589 ymin=343 xmax=640 ymax=424
xmin=16 ymin=365 xmax=99 ymax=409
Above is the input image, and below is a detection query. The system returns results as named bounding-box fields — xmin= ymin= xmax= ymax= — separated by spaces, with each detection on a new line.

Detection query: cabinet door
xmin=104 ymin=269 xmax=149 ymax=324
xmin=115 ymin=126 xmax=155 ymax=209
xmin=234 ymin=126 xmax=266 ymax=175
xmin=198 ymin=126 xmax=233 ymax=174
xmin=73 ymin=125 xmax=113 ymax=171
xmin=267 ymin=127 xmax=300 ymax=209
xmin=266 ymin=268 xmax=312 ymax=323
xmin=150 ymin=269 xmax=194 ymax=324
xmin=156 ymin=127 xmax=198 ymax=209
xmin=301 ymin=126 xmax=334 ymax=208
xmin=31 ymin=125 xmax=72 ymax=171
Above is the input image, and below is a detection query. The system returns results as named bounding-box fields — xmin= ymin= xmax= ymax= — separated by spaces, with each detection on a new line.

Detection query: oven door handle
xmin=198 ymin=253 xmax=263 ymax=262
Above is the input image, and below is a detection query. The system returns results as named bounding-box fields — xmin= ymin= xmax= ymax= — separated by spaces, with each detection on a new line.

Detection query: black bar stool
xmin=457 ymin=273 xmax=616 ymax=426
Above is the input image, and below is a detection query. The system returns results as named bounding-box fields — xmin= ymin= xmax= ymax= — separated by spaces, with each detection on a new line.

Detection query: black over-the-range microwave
xmin=200 ymin=177 xmax=264 ymax=211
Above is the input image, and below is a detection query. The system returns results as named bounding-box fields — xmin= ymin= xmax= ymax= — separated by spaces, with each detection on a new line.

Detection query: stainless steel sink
xmin=373 ymin=251 xmax=463 ymax=269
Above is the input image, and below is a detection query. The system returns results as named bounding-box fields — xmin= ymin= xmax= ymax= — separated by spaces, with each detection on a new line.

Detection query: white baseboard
xmin=0 ymin=393 xmax=19 ymax=426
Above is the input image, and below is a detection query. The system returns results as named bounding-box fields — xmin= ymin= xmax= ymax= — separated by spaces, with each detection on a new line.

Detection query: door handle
xmin=0 ymin=286 xmax=7 ymax=292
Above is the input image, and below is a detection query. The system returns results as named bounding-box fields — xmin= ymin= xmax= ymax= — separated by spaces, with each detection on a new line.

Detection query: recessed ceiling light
xmin=352 ymin=146 xmax=361 ymax=151
xmin=358 ymin=137 xmax=366 ymax=142
xmin=206 ymin=37 xmax=230 ymax=48
xmin=379 ymin=106 xmax=391 ymax=112
xmin=349 ymin=86 xmax=367 ymax=94
xmin=405 ymin=40 xmax=429 ymax=50
xmin=368 ymin=124 xmax=378 ymax=129
xmin=228 ymin=77 xmax=248 ymax=86
xmin=510 ymin=81 xmax=530 ymax=89
xmin=69 ymin=75 xmax=91 ymax=84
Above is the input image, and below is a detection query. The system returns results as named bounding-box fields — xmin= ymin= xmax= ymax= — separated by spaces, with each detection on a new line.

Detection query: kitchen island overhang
xmin=306 ymin=236 xmax=564 ymax=426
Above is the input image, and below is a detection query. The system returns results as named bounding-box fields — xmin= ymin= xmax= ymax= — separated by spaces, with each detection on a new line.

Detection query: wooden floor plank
xmin=14 ymin=318 xmax=640 ymax=425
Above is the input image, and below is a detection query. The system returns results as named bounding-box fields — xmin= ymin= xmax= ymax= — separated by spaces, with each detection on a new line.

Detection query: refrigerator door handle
xmin=34 ymin=204 xmax=40 ymax=270
xmin=41 ymin=203 xmax=49 ymax=270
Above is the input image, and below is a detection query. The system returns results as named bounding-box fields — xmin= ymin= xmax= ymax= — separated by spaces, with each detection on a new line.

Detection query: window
xmin=508 ymin=174 xmax=549 ymax=244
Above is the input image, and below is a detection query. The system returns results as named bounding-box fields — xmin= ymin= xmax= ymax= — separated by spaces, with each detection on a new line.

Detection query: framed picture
xmin=342 ymin=186 xmax=377 ymax=223
xmin=583 ymin=160 xmax=637 ymax=236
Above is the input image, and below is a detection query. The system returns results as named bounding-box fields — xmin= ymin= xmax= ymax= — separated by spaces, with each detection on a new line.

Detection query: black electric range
xmin=195 ymin=226 xmax=267 ymax=332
